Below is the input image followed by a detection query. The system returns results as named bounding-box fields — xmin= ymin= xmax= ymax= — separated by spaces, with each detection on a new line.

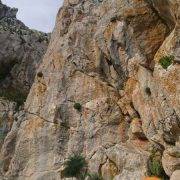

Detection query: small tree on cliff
xmin=63 ymin=154 xmax=87 ymax=179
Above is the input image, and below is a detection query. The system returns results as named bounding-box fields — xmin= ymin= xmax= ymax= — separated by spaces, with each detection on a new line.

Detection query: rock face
xmin=0 ymin=1 xmax=49 ymax=93
xmin=170 ymin=170 xmax=180 ymax=180
xmin=0 ymin=98 xmax=16 ymax=148
xmin=0 ymin=1 xmax=49 ymax=178
xmin=0 ymin=0 xmax=179 ymax=180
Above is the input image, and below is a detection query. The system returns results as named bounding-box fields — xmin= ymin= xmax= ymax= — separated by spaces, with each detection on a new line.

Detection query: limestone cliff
xmin=0 ymin=0 xmax=49 ymax=170
xmin=0 ymin=0 xmax=179 ymax=180
xmin=0 ymin=0 xmax=49 ymax=92
xmin=0 ymin=1 xmax=49 ymax=135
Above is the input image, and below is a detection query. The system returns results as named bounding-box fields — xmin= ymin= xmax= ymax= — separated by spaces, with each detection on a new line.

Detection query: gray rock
xmin=0 ymin=2 xmax=49 ymax=93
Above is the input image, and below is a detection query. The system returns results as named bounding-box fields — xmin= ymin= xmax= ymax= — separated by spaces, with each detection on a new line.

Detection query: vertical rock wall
xmin=0 ymin=1 xmax=49 ymax=92
xmin=0 ymin=2 xmax=49 ymax=178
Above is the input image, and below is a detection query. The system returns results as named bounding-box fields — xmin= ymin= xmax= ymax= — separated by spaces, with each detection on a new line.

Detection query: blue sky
xmin=2 ymin=0 xmax=63 ymax=32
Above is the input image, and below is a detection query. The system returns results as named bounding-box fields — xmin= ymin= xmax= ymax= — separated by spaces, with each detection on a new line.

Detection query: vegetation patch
xmin=0 ymin=88 xmax=27 ymax=109
xmin=88 ymin=173 xmax=103 ymax=180
xmin=148 ymin=158 xmax=164 ymax=177
xmin=74 ymin=102 xmax=82 ymax=112
xmin=159 ymin=55 xmax=174 ymax=69
xmin=62 ymin=154 xmax=103 ymax=180
xmin=63 ymin=154 xmax=87 ymax=179
xmin=147 ymin=148 xmax=168 ymax=179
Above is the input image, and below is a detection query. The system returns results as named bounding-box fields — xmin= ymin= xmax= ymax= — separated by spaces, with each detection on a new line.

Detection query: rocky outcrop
xmin=0 ymin=1 xmax=49 ymax=93
xmin=0 ymin=0 xmax=179 ymax=180
xmin=132 ymin=0 xmax=180 ymax=177
xmin=0 ymin=98 xmax=16 ymax=148
xmin=0 ymin=1 xmax=49 ymax=177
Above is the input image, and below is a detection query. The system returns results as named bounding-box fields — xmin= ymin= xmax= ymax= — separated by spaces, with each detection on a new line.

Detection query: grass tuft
xmin=159 ymin=55 xmax=174 ymax=69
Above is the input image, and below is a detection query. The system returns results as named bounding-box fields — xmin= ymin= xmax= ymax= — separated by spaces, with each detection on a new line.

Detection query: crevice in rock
xmin=145 ymin=0 xmax=176 ymax=34
xmin=98 ymin=157 xmax=108 ymax=178
xmin=145 ymin=0 xmax=176 ymax=70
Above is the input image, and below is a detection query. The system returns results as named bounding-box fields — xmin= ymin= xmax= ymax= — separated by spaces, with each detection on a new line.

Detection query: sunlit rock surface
xmin=0 ymin=0 xmax=179 ymax=179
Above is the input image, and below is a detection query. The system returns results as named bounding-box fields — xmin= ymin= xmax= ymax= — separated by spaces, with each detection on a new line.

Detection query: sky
xmin=2 ymin=0 xmax=63 ymax=32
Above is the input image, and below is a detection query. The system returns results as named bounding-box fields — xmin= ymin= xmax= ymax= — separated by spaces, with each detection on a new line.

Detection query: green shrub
xmin=147 ymin=150 xmax=168 ymax=179
xmin=148 ymin=159 xmax=164 ymax=177
xmin=63 ymin=154 xmax=87 ymax=178
xmin=0 ymin=89 xmax=27 ymax=109
xmin=159 ymin=55 xmax=174 ymax=69
xmin=74 ymin=102 xmax=82 ymax=111
xmin=88 ymin=173 xmax=103 ymax=180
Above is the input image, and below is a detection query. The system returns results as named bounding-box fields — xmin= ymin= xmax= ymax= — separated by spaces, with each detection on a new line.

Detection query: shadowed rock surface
xmin=0 ymin=1 xmax=49 ymax=174
xmin=0 ymin=0 xmax=49 ymax=93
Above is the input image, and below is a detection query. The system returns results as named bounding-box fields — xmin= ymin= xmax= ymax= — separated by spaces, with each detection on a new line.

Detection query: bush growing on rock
xmin=74 ymin=102 xmax=82 ymax=111
xmin=62 ymin=154 xmax=103 ymax=180
xmin=149 ymin=159 xmax=164 ymax=177
xmin=63 ymin=154 xmax=87 ymax=179
xmin=159 ymin=55 xmax=174 ymax=69
xmin=87 ymin=173 xmax=103 ymax=180
xmin=147 ymin=149 xmax=168 ymax=179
